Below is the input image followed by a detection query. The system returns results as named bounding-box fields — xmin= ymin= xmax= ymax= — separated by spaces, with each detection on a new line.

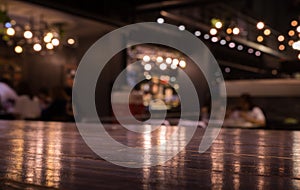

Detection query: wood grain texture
xmin=0 ymin=120 xmax=299 ymax=189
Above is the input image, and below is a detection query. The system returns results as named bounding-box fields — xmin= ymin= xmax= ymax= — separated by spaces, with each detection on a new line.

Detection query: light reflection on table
xmin=0 ymin=120 xmax=300 ymax=189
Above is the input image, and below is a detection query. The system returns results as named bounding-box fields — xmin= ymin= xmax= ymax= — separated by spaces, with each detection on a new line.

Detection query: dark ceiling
xmin=19 ymin=0 xmax=300 ymax=79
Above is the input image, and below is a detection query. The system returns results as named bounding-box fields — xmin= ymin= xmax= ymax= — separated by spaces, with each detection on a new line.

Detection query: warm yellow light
xmin=215 ymin=21 xmax=223 ymax=29
xmin=226 ymin=28 xmax=232 ymax=34
xmin=46 ymin=43 xmax=54 ymax=50
xmin=156 ymin=56 xmax=163 ymax=63
xmin=33 ymin=43 xmax=42 ymax=51
xmin=291 ymin=20 xmax=298 ymax=27
xmin=293 ymin=40 xmax=300 ymax=50
xmin=159 ymin=63 xmax=167 ymax=70
xmin=143 ymin=55 xmax=150 ymax=62
xmin=46 ymin=32 xmax=54 ymax=38
xmin=264 ymin=29 xmax=271 ymax=36
xmin=44 ymin=35 xmax=52 ymax=43
xmin=157 ymin=18 xmax=164 ymax=24
xmin=10 ymin=20 xmax=16 ymax=25
xmin=172 ymin=58 xmax=179 ymax=65
xmin=24 ymin=30 xmax=33 ymax=39
xmin=144 ymin=63 xmax=152 ymax=71
xmin=288 ymin=30 xmax=295 ymax=37
xmin=278 ymin=44 xmax=285 ymax=51
xmin=257 ymin=35 xmax=264 ymax=42
xmin=179 ymin=60 xmax=186 ymax=68
xmin=67 ymin=38 xmax=75 ymax=45
xmin=6 ymin=28 xmax=15 ymax=36
xmin=277 ymin=35 xmax=285 ymax=42
xmin=14 ymin=46 xmax=23 ymax=54
xmin=210 ymin=28 xmax=218 ymax=35
xmin=171 ymin=63 xmax=177 ymax=69
xmin=232 ymin=27 xmax=240 ymax=35
xmin=166 ymin=57 xmax=172 ymax=64
xmin=288 ymin=40 xmax=294 ymax=46
xmin=51 ymin=38 xmax=60 ymax=46
xmin=256 ymin=21 xmax=265 ymax=30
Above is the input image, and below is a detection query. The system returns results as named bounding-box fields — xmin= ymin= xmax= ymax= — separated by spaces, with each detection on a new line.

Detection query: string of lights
xmin=155 ymin=13 xmax=300 ymax=61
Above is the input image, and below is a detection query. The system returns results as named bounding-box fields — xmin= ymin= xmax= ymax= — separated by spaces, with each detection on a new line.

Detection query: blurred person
xmin=0 ymin=79 xmax=18 ymax=119
xmin=13 ymin=81 xmax=41 ymax=120
xmin=225 ymin=93 xmax=266 ymax=127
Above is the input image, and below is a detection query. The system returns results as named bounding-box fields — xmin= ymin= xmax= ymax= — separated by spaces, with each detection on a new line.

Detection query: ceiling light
xmin=229 ymin=42 xmax=235 ymax=48
xmin=291 ymin=20 xmax=298 ymax=27
xmin=172 ymin=58 xmax=179 ymax=65
xmin=33 ymin=43 xmax=42 ymax=52
xmin=215 ymin=21 xmax=223 ymax=29
xmin=220 ymin=39 xmax=226 ymax=45
xmin=171 ymin=63 xmax=177 ymax=69
xmin=288 ymin=30 xmax=295 ymax=37
xmin=210 ymin=28 xmax=217 ymax=35
xmin=143 ymin=55 xmax=151 ymax=62
xmin=144 ymin=63 xmax=152 ymax=71
xmin=51 ymin=38 xmax=60 ymax=46
xmin=46 ymin=43 xmax=54 ymax=50
xmin=67 ymin=38 xmax=76 ymax=45
xmin=203 ymin=34 xmax=210 ymax=39
xmin=257 ymin=35 xmax=264 ymax=42
xmin=278 ymin=44 xmax=285 ymax=51
xmin=211 ymin=37 xmax=218 ymax=42
xmin=292 ymin=40 xmax=300 ymax=50
xmin=248 ymin=48 xmax=254 ymax=54
xmin=225 ymin=67 xmax=231 ymax=73
xmin=264 ymin=29 xmax=271 ymax=36
xmin=14 ymin=46 xmax=23 ymax=54
xmin=178 ymin=25 xmax=185 ymax=31
xmin=226 ymin=28 xmax=232 ymax=35
xmin=4 ymin=22 xmax=12 ymax=28
xmin=255 ymin=51 xmax=261 ymax=56
xmin=157 ymin=18 xmax=164 ymax=24
xmin=237 ymin=45 xmax=243 ymax=51
xmin=288 ymin=40 xmax=294 ymax=46
xmin=6 ymin=28 xmax=15 ymax=36
xmin=156 ymin=56 xmax=163 ymax=63
xmin=232 ymin=27 xmax=240 ymax=35
xmin=256 ymin=21 xmax=265 ymax=30
xmin=159 ymin=63 xmax=167 ymax=70
xmin=179 ymin=60 xmax=186 ymax=68
xmin=194 ymin=31 xmax=201 ymax=36
xmin=24 ymin=30 xmax=33 ymax=39
xmin=166 ymin=57 xmax=172 ymax=64
xmin=44 ymin=35 xmax=52 ymax=43
xmin=277 ymin=35 xmax=285 ymax=42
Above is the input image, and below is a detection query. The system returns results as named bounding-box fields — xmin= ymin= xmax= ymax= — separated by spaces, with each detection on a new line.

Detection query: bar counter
xmin=0 ymin=120 xmax=300 ymax=189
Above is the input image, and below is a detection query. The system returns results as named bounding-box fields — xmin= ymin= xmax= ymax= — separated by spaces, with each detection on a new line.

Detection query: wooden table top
xmin=0 ymin=120 xmax=300 ymax=190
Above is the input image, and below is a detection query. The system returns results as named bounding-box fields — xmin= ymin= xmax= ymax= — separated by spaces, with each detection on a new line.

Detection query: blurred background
xmin=0 ymin=0 xmax=300 ymax=129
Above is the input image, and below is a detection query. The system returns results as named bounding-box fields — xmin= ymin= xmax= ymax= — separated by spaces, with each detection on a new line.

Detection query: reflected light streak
xmin=210 ymin=134 xmax=224 ymax=190
xmin=45 ymin=123 xmax=62 ymax=188
xmin=293 ymin=132 xmax=300 ymax=189
xmin=7 ymin=127 xmax=25 ymax=182
xmin=256 ymin=130 xmax=267 ymax=190
xmin=232 ymin=130 xmax=241 ymax=190
xmin=142 ymin=125 xmax=187 ymax=189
